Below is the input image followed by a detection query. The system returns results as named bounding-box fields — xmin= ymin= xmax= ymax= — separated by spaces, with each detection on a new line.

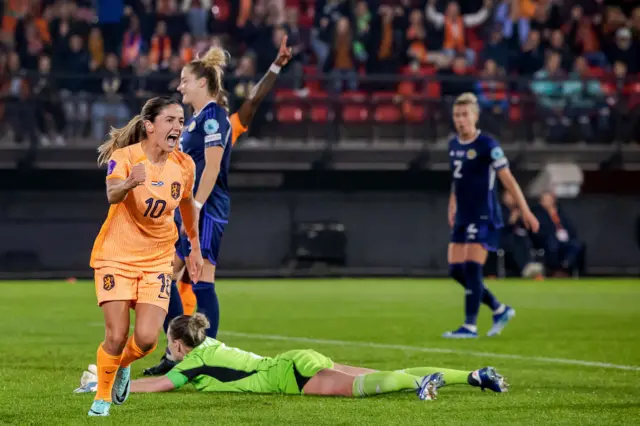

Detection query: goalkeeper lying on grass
xmin=75 ymin=313 xmax=508 ymax=407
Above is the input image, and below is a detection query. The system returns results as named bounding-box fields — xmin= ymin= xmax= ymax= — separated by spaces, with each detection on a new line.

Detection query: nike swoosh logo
xmin=105 ymin=369 xmax=117 ymax=374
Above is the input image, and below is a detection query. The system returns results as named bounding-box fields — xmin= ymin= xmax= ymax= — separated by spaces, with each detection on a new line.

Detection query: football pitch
xmin=1 ymin=278 xmax=639 ymax=425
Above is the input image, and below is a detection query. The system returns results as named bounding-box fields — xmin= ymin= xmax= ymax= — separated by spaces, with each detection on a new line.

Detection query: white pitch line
xmin=220 ymin=331 xmax=640 ymax=372
xmin=87 ymin=323 xmax=640 ymax=371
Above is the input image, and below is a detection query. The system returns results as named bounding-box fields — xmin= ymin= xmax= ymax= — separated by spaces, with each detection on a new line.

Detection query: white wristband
xmin=269 ymin=64 xmax=281 ymax=74
xmin=194 ymin=200 xmax=203 ymax=209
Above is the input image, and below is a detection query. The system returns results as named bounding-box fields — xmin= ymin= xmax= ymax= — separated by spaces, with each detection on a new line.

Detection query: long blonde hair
xmin=97 ymin=96 xmax=181 ymax=165
xmin=187 ymin=46 xmax=229 ymax=97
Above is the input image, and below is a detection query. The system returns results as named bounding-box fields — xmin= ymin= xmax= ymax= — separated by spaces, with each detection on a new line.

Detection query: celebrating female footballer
xmin=88 ymin=97 xmax=204 ymax=416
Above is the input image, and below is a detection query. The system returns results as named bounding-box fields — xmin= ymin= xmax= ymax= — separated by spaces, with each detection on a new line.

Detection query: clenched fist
xmin=126 ymin=163 xmax=146 ymax=189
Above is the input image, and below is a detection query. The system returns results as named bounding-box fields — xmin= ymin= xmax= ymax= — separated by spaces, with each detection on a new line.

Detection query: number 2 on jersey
xmin=144 ymin=198 xmax=167 ymax=218
xmin=453 ymin=160 xmax=463 ymax=178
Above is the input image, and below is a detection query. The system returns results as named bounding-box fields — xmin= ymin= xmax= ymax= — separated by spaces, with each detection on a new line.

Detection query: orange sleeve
xmin=182 ymin=155 xmax=196 ymax=200
xmin=106 ymin=149 xmax=131 ymax=181
xmin=230 ymin=113 xmax=248 ymax=146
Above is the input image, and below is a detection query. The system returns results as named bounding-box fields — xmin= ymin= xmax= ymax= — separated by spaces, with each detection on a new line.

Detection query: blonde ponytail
xmin=188 ymin=46 xmax=229 ymax=97
xmin=169 ymin=313 xmax=210 ymax=348
xmin=97 ymin=115 xmax=145 ymax=166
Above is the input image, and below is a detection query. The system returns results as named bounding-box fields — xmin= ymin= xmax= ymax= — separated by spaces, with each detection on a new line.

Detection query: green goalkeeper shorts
xmin=271 ymin=349 xmax=334 ymax=395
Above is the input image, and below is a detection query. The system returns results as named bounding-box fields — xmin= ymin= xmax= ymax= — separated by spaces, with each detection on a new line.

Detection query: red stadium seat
xmin=509 ymin=104 xmax=522 ymax=122
xmin=601 ymin=82 xmax=616 ymax=96
xmin=310 ymin=106 xmax=330 ymax=122
xmin=425 ymin=81 xmax=441 ymax=99
xmin=275 ymin=89 xmax=299 ymax=101
xmin=372 ymin=91 xmax=397 ymax=102
xmin=341 ymin=92 xmax=369 ymax=123
xmin=308 ymin=90 xmax=330 ymax=123
xmin=404 ymin=105 xmax=427 ymax=123
xmin=277 ymin=105 xmax=304 ymax=123
xmin=374 ymin=105 xmax=402 ymax=123
xmin=626 ymin=82 xmax=640 ymax=109
xmin=401 ymin=64 xmax=436 ymax=77
xmin=343 ymin=106 xmax=368 ymax=122
xmin=372 ymin=92 xmax=401 ymax=123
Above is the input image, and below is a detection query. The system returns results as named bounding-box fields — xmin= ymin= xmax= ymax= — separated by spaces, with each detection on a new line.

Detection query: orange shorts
xmin=94 ymin=267 xmax=173 ymax=312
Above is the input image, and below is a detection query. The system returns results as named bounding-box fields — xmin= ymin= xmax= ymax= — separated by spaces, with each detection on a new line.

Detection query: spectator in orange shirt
xmin=325 ymin=17 xmax=358 ymax=93
xmin=426 ymin=0 xmax=492 ymax=66
xmin=150 ymin=21 xmax=172 ymax=70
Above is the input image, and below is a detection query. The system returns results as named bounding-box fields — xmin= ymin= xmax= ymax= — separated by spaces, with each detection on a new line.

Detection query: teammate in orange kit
xmin=88 ymin=96 xmax=204 ymax=417
xmin=143 ymin=37 xmax=293 ymax=376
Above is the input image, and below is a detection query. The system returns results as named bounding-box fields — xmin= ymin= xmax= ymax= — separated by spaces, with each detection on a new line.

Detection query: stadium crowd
xmin=0 ymin=0 xmax=639 ymax=145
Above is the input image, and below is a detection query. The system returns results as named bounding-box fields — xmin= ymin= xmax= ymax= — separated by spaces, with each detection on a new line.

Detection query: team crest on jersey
xmin=187 ymin=121 xmax=196 ymax=132
xmin=467 ymin=149 xmax=477 ymax=160
xmin=171 ymin=182 xmax=181 ymax=200
xmin=103 ymin=275 xmax=115 ymax=291
xmin=204 ymin=119 xmax=219 ymax=135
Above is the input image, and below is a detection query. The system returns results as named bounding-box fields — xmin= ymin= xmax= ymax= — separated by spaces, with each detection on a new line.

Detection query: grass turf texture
xmin=1 ymin=278 xmax=639 ymax=425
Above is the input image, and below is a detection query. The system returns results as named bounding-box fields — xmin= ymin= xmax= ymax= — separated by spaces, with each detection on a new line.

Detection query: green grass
xmin=1 ymin=278 xmax=640 ymax=425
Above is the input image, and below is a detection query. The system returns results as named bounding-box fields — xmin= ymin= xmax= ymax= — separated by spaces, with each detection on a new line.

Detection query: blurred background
xmin=0 ymin=0 xmax=639 ymax=280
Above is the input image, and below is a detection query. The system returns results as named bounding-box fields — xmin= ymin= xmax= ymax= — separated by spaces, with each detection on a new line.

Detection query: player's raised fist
xmin=274 ymin=35 xmax=293 ymax=67
xmin=127 ymin=163 xmax=146 ymax=188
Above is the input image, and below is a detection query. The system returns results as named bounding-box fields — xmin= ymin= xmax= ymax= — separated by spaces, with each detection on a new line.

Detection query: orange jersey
xmin=90 ymin=143 xmax=196 ymax=273
xmin=230 ymin=112 xmax=248 ymax=146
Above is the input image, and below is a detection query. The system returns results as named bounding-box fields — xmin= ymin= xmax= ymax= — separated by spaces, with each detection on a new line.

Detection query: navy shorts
xmin=175 ymin=209 xmax=227 ymax=265
xmin=450 ymin=222 xmax=500 ymax=252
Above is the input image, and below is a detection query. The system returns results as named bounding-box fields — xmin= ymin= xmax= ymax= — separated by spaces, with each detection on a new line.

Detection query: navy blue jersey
xmin=449 ymin=131 xmax=508 ymax=228
xmin=180 ymin=101 xmax=232 ymax=221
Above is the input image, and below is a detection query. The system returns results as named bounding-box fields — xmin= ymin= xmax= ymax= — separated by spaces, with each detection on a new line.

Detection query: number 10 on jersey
xmin=144 ymin=198 xmax=167 ymax=218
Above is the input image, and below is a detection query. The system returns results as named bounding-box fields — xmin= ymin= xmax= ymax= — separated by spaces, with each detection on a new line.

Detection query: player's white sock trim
xmin=463 ymin=324 xmax=478 ymax=333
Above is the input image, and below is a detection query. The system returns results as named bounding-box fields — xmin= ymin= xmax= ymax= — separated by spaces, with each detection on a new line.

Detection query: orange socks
xmin=178 ymin=280 xmax=197 ymax=315
xmin=94 ymin=337 xmax=157 ymax=401
xmin=120 ymin=336 xmax=157 ymax=368
xmin=95 ymin=343 xmax=123 ymax=402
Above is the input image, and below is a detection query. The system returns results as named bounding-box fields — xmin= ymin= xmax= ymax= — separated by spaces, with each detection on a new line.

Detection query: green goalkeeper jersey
xmin=165 ymin=338 xmax=334 ymax=394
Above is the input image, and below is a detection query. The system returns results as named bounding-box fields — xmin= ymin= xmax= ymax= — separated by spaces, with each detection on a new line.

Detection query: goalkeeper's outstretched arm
xmin=130 ymin=376 xmax=176 ymax=393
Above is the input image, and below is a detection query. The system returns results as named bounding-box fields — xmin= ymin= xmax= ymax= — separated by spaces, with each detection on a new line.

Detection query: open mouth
xmin=167 ymin=134 xmax=179 ymax=145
